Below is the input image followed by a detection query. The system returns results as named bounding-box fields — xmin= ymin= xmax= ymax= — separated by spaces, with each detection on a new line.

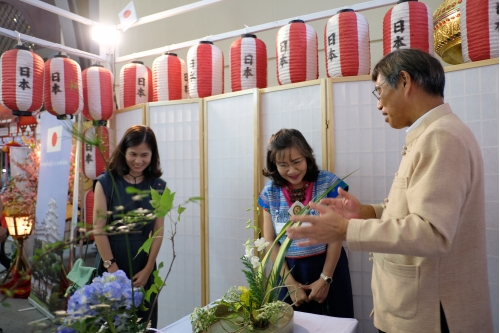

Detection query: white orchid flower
xmin=250 ymin=256 xmax=261 ymax=269
xmin=244 ymin=246 xmax=254 ymax=259
xmin=254 ymin=237 xmax=269 ymax=252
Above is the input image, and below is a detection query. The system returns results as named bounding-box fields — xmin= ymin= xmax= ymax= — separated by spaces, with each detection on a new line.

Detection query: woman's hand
xmin=287 ymin=283 xmax=309 ymax=307
xmin=302 ymin=278 xmax=330 ymax=304
xmin=132 ymin=267 xmax=152 ymax=288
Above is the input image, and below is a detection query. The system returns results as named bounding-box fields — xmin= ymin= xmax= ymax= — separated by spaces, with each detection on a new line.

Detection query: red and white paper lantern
xmin=383 ymin=0 xmax=433 ymax=55
xmin=187 ymin=41 xmax=224 ymax=98
xmin=461 ymin=0 xmax=499 ymax=62
xmin=44 ymin=54 xmax=84 ymax=119
xmin=152 ymin=52 xmax=188 ymax=101
xmin=0 ymin=45 xmax=44 ymax=116
xmin=84 ymin=189 xmax=95 ymax=241
xmin=120 ymin=61 xmax=152 ymax=109
xmin=276 ymin=20 xmax=318 ymax=85
xmin=230 ymin=34 xmax=267 ymax=92
xmin=82 ymin=64 xmax=115 ymax=122
xmin=324 ymin=9 xmax=370 ymax=77
xmin=82 ymin=126 xmax=110 ymax=180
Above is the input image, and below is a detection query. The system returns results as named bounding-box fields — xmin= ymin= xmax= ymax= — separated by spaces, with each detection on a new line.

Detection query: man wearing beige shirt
xmin=287 ymin=49 xmax=493 ymax=333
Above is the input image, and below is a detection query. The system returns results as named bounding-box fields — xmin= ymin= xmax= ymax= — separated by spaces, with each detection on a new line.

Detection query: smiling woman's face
xmin=275 ymin=147 xmax=307 ymax=188
xmin=125 ymin=142 xmax=152 ymax=175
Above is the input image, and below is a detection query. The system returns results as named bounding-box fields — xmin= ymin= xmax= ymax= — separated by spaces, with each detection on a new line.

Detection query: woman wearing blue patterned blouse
xmin=258 ymin=128 xmax=353 ymax=317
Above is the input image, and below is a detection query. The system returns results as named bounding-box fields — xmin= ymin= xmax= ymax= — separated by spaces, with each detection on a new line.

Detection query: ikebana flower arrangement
xmin=190 ymin=229 xmax=293 ymax=333
xmin=190 ymin=172 xmax=354 ymax=333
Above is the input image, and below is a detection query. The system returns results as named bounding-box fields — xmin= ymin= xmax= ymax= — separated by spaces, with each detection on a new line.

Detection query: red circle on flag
xmin=123 ymin=10 xmax=131 ymax=18
xmin=52 ymin=132 xmax=57 ymax=147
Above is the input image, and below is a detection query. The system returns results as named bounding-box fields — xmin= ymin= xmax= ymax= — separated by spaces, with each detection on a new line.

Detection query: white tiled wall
xmin=332 ymin=63 xmax=499 ymax=333
xmin=149 ymin=102 xmax=202 ymax=327
xmin=261 ymin=84 xmax=324 ymax=169
xmin=205 ymin=93 xmax=256 ymax=302
xmin=444 ymin=64 xmax=499 ymax=333
xmin=333 ymin=79 xmax=404 ymax=333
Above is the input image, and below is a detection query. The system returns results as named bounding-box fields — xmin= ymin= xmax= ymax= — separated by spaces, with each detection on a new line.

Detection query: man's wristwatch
xmin=103 ymin=258 xmax=116 ymax=269
xmin=320 ymin=273 xmax=333 ymax=284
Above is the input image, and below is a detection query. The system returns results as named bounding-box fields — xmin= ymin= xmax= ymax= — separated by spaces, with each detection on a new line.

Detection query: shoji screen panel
xmin=146 ymin=99 xmax=204 ymax=327
xmin=330 ymin=76 xmax=401 ymax=333
xmin=260 ymin=80 xmax=327 ymax=176
xmin=204 ymin=89 xmax=259 ymax=303
xmin=443 ymin=59 xmax=499 ymax=333
xmin=112 ymin=104 xmax=146 ymax=144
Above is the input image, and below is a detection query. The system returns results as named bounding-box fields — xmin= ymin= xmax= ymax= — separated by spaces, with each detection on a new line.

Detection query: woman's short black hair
xmin=108 ymin=125 xmax=162 ymax=178
xmin=262 ymin=128 xmax=320 ymax=187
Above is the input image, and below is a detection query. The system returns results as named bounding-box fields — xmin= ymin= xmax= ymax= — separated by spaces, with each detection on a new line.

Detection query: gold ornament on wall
xmin=433 ymin=0 xmax=463 ymax=64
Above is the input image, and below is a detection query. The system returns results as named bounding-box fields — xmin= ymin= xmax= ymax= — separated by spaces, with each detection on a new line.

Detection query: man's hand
xmin=320 ymin=188 xmax=362 ymax=219
xmin=287 ymin=202 xmax=349 ymax=246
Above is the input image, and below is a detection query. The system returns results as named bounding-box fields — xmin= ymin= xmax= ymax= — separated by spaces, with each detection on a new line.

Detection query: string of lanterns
xmin=0 ymin=0 xmax=498 ymax=114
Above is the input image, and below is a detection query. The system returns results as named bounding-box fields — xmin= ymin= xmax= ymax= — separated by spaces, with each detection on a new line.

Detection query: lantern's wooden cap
xmin=92 ymin=120 xmax=107 ymax=127
xmin=200 ymin=41 xmax=213 ymax=45
xmin=397 ymin=0 xmax=418 ymax=3
xmin=12 ymin=111 xmax=33 ymax=117
xmin=338 ymin=8 xmax=354 ymax=14
xmin=131 ymin=60 xmax=144 ymax=64
xmin=289 ymin=19 xmax=305 ymax=24
xmin=14 ymin=45 xmax=29 ymax=51
xmin=164 ymin=52 xmax=178 ymax=56
xmin=241 ymin=34 xmax=256 ymax=38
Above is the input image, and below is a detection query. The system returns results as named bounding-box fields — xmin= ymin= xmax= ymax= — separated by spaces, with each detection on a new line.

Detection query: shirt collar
xmin=406 ymin=106 xmax=439 ymax=134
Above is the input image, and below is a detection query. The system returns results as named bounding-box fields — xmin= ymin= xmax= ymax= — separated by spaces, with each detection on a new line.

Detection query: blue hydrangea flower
xmin=64 ymin=270 xmax=144 ymax=331
xmin=56 ymin=326 xmax=76 ymax=333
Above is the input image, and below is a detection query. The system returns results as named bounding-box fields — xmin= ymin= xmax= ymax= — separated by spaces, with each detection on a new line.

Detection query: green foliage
xmin=150 ymin=187 xmax=175 ymax=218
xmin=48 ymin=292 xmax=60 ymax=312
xmin=134 ymin=228 xmax=163 ymax=259
xmin=190 ymin=306 xmax=217 ymax=333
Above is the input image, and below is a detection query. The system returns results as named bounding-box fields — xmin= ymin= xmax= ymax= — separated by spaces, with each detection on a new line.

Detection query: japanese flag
xmin=47 ymin=126 xmax=62 ymax=153
xmin=118 ymin=1 xmax=138 ymax=32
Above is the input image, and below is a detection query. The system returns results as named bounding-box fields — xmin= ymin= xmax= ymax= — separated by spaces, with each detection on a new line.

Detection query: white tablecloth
xmin=161 ymin=311 xmax=358 ymax=333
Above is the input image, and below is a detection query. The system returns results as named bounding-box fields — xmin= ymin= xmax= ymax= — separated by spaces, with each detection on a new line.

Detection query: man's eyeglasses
xmin=372 ymin=80 xmax=387 ymax=100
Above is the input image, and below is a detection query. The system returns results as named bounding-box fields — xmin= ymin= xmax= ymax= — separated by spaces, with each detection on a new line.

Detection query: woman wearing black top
xmin=93 ymin=125 xmax=166 ymax=328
